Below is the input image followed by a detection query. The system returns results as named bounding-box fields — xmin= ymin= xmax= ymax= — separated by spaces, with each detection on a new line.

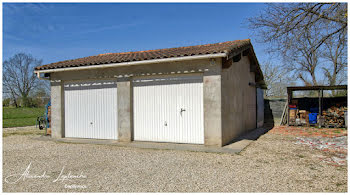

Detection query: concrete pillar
xmin=50 ymin=80 xmax=65 ymax=139
xmin=117 ymin=80 xmax=132 ymax=142
xmin=203 ymin=62 xmax=222 ymax=147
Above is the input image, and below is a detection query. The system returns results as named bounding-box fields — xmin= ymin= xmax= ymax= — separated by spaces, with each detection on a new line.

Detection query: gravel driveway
xmin=2 ymin=129 xmax=347 ymax=192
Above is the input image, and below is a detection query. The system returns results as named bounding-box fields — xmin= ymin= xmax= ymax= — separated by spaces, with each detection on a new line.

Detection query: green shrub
xmin=3 ymin=98 xmax=10 ymax=107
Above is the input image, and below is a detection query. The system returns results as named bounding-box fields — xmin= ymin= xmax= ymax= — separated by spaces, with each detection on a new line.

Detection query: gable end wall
xmin=221 ymin=55 xmax=257 ymax=145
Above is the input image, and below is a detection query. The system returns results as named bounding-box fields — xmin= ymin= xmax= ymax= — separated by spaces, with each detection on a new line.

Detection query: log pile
xmin=322 ymin=106 xmax=347 ymax=127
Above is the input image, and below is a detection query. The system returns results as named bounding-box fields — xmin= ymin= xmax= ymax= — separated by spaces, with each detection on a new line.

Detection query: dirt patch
xmin=269 ymin=126 xmax=347 ymax=167
xmin=269 ymin=126 xmax=347 ymax=137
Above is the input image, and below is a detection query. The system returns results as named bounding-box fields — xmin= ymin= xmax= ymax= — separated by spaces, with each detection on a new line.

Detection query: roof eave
xmin=34 ymin=53 xmax=227 ymax=75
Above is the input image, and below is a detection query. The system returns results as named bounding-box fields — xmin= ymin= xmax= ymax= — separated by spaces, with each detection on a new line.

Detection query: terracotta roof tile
xmin=35 ymin=39 xmax=251 ymax=70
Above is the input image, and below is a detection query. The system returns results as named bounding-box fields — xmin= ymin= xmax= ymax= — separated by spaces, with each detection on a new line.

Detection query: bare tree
xmin=286 ymin=25 xmax=322 ymax=85
xmin=261 ymin=61 xmax=289 ymax=98
xmin=248 ymin=3 xmax=346 ymax=52
xmin=247 ymin=3 xmax=347 ymax=86
xmin=3 ymin=53 xmax=43 ymax=107
xmin=321 ymin=27 xmax=347 ymax=86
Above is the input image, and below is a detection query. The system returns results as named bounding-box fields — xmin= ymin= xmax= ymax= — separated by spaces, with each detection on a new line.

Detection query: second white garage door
xmin=133 ymin=74 xmax=204 ymax=144
xmin=64 ymin=80 xmax=118 ymax=140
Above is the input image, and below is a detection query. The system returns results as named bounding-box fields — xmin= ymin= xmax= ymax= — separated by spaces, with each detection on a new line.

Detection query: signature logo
xmin=5 ymin=162 xmax=87 ymax=187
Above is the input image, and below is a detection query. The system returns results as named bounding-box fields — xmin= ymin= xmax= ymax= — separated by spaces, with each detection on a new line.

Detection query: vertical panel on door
xmin=64 ymin=80 xmax=118 ymax=140
xmin=133 ymin=75 xmax=204 ymax=144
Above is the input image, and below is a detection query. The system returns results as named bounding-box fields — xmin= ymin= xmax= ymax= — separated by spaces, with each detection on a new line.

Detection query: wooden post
xmin=318 ymin=89 xmax=322 ymax=128
xmin=287 ymin=89 xmax=292 ymax=126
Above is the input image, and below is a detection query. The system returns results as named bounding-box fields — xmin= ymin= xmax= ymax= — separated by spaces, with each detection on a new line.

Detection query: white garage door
xmin=64 ymin=80 xmax=118 ymax=140
xmin=133 ymin=74 xmax=204 ymax=144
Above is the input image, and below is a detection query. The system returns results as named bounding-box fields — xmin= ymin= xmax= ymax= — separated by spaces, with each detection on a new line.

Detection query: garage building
xmin=35 ymin=39 xmax=266 ymax=147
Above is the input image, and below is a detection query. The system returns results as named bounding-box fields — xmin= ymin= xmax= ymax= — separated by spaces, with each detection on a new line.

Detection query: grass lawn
xmin=3 ymin=107 xmax=45 ymax=128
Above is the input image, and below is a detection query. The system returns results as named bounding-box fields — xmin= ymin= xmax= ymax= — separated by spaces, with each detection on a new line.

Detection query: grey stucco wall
xmin=50 ymin=59 xmax=219 ymax=81
xmin=117 ymin=80 xmax=132 ymax=142
xmin=221 ymin=55 xmax=257 ymax=145
xmin=203 ymin=59 xmax=222 ymax=146
xmin=49 ymin=58 xmax=223 ymax=146
xmin=50 ymin=80 xmax=65 ymax=138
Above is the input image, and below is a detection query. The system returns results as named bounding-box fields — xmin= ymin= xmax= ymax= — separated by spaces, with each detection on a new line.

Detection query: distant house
xmin=35 ymin=39 xmax=265 ymax=147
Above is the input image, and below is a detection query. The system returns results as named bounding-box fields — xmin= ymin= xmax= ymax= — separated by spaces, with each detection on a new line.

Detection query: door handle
xmin=180 ymin=108 xmax=186 ymax=116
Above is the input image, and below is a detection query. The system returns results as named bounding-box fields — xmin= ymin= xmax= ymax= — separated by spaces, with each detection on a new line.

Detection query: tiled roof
xmin=35 ymin=39 xmax=252 ymax=70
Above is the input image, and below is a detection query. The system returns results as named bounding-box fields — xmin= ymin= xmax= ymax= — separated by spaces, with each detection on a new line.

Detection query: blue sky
xmin=3 ymin=3 xmax=271 ymax=65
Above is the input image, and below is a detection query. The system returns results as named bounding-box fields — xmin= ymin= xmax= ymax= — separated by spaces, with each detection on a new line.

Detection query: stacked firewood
xmin=322 ymin=106 xmax=347 ymax=127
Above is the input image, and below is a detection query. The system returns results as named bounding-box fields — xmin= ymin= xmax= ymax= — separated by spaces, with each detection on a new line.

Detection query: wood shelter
xmin=285 ymin=85 xmax=347 ymax=127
